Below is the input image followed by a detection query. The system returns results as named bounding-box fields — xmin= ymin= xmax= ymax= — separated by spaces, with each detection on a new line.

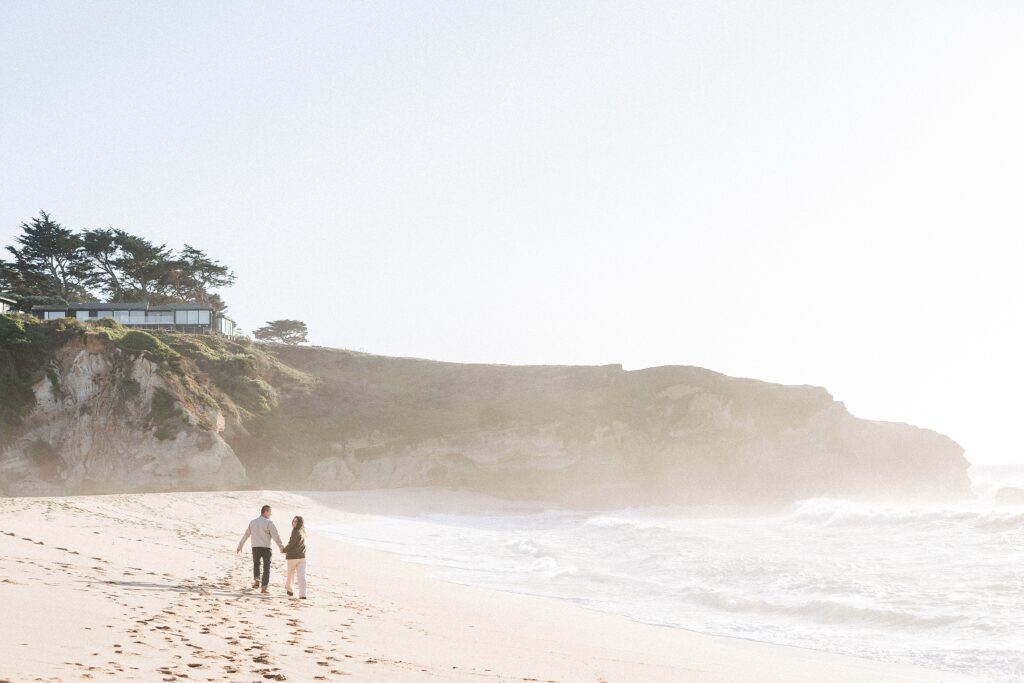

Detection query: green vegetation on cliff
xmin=0 ymin=317 xmax=313 ymax=447
xmin=263 ymin=346 xmax=834 ymax=447
xmin=116 ymin=330 xmax=180 ymax=363
xmin=0 ymin=315 xmax=85 ymax=443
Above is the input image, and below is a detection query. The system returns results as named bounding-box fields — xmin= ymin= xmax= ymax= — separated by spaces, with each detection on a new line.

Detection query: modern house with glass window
xmin=0 ymin=296 xmax=15 ymax=314
xmin=31 ymin=301 xmax=236 ymax=336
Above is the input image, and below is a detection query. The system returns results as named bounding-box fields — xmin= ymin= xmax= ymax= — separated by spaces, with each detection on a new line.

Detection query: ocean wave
xmin=321 ymin=493 xmax=1021 ymax=679
xmin=582 ymin=515 xmax=721 ymax=540
xmin=687 ymin=589 xmax=964 ymax=629
xmin=783 ymin=498 xmax=1024 ymax=531
xmin=583 ymin=500 xmax=1024 ymax=535
xmin=583 ymin=515 xmax=678 ymax=530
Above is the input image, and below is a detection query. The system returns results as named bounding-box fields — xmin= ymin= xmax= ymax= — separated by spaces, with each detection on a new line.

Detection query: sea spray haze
xmin=275 ymin=348 xmax=972 ymax=505
xmin=1 ymin=323 xmax=970 ymax=503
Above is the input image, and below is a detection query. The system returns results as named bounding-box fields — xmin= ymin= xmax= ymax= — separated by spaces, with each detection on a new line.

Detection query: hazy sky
xmin=2 ymin=2 xmax=1022 ymax=464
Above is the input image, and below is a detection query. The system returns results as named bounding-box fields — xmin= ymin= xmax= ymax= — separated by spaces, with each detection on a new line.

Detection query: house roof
xmin=31 ymin=301 xmax=216 ymax=312
xmin=0 ymin=296 xmax=16 ymax=305
xmin=150 ymin=303 xmax=216 ymax=311
xmin=33 ymin=302 xmax=146 ymax=311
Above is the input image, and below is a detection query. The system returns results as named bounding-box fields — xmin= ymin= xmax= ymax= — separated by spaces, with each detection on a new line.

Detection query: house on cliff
xmin=31 ymin=301 xmax=236 ymax=335
xmin=0 ymin=296 xmax=15 ymax=314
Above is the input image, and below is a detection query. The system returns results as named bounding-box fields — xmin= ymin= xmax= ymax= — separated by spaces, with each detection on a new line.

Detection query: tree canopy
xmin=0 ymin=211 xmax=235 ymax=311
xmin=254 ymin=319 xmax=308 ymax=345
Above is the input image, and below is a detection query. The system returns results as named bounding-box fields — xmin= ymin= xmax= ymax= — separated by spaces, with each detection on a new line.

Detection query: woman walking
xmin=282 ymin=515 xmax=307 ymax=599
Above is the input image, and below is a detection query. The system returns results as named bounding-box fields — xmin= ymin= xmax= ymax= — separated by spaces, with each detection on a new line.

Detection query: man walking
xmin=236 ymin=504 xmax=285 ymax=594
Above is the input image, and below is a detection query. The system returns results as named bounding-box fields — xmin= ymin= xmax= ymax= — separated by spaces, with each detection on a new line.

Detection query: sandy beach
xmin=0 ymin=490 xmax=970 ymax=682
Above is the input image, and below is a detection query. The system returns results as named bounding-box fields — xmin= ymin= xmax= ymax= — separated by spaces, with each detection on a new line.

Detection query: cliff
xmin=0 ymin=316 xmax=304 ymax=496
xmin=0 ymin=316 xmax=971 ymax=503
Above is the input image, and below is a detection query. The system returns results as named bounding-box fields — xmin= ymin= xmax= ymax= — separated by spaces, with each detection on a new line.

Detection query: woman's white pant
xmin=285 ymin=558 xmax=306 ymax=597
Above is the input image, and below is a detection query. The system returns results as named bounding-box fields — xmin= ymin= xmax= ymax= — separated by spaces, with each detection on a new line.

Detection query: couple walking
xmin=236 ymin=504 xmax=307 ymax=598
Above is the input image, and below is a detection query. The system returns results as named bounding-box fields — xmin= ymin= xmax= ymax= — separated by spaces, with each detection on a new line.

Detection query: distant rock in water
xmin=994 ymin=487 xmax=1024 ymax=505
xmin=0 ymin=317 xmax=971 ymax=503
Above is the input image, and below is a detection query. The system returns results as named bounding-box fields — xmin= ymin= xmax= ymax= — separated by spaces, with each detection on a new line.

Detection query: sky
xmin=1 ymin=1 xmax=1022 ymax=464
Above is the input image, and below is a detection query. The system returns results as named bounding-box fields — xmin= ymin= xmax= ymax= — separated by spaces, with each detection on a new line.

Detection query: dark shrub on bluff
xmin=117 ymin=331 xmax=180 ymax=364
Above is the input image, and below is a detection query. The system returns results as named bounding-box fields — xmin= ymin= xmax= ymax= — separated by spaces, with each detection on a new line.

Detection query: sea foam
xmin=317 ymin=466 xmax=1024 ymax=681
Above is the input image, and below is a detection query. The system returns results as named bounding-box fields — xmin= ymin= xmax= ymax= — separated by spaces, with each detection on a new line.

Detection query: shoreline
xmin=0 ymin=490 xmax=972 ymax=682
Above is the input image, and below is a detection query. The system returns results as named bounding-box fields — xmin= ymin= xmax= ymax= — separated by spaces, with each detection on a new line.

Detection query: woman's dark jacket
xmin=283 ymin=528 xmax=306 ymax=559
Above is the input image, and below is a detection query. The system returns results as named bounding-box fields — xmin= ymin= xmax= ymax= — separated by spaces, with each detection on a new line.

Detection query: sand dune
xmin=0 ymin=491 xmax=970 ymax=682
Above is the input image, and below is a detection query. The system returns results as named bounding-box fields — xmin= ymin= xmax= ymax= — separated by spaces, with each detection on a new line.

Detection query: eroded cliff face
xmin=0 ymin=333 xmax=244 ymax=495
xmin=0 ymin=320 xmax=971 ymax=503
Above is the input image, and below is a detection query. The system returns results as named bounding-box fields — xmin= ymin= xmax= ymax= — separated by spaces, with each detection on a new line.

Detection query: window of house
xmin=129 ymin=311 xmax=145 ymax=324
xmin=113 ymin=310 xmax=130 ymax=323
xmin=75 ymin=311 xmax=90 ymax=321
xmin=98 ymin=311 xmax=113 ymax=319
xmin=197 ymin=310 xmax=210 ymax=325
xmin=44 ymin=311 xmax=65 ymax=320
xmin=186 ymin=310 xmax=199 ymax=324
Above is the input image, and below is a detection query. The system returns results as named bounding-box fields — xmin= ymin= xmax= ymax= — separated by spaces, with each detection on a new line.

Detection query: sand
xmin=0 ymin=490 xmax=971 ymax=682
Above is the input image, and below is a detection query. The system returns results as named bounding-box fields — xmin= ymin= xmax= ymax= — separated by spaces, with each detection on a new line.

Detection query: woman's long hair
xmin=293 ymin=515 xmax=305 ymax=539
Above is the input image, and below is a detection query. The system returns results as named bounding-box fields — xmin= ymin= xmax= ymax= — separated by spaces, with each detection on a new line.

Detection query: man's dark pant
xmin=252 ymin=547 xmax=272 ymax=587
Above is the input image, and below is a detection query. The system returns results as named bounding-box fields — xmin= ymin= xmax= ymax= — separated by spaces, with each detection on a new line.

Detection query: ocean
xmin=317 ymin=465 xmax=1024 ymax=681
